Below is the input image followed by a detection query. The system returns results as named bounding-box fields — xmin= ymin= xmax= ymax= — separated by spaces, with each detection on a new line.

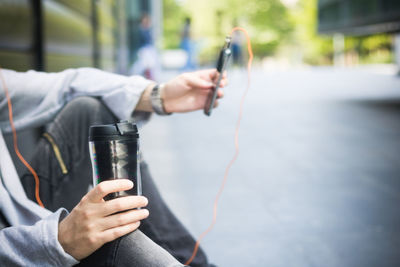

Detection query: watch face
xmin=151 ymin=84 xmax=159 ymax=97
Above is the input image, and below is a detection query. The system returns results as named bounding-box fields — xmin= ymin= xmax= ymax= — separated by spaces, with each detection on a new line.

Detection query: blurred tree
xmin=232 ymin=0 xmax=293 ymax=57
xmin=162 ymin=0 xmax=393 ymax=66
xmin=289 ymin=0 xmax=393 ymax=65
xmin=163 ymin=0 xmax=186 ymax=49
xmin=163 ymin=0 xmax=293 ymax=63
xmin=345 ymin=34 xmax=393 ymax=64
xmin=289 ymin=0 xmax=333 ymax=65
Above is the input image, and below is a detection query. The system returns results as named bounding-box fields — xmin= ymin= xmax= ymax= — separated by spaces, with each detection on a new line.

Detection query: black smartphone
xmin=204 ymin=36 xmax=232 ymax=116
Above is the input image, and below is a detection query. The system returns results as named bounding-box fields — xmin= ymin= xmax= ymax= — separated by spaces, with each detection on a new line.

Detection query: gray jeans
xmin=79 ymin=229 xmax=183 ymax=267
xmin=20 ymin=97 xmax=209 ymax=266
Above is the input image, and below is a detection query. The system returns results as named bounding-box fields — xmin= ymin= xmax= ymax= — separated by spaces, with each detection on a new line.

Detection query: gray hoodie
xmin=0 ymin=67 xmax=152 ymax=266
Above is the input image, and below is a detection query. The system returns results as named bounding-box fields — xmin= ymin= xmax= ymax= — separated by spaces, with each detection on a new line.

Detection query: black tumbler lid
xmin=89 ymin=120 xmax=139 ymax=141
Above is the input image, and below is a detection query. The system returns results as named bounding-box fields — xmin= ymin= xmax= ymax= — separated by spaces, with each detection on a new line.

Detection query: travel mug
xmin=89 ymin=121 xmax=141 ymax=200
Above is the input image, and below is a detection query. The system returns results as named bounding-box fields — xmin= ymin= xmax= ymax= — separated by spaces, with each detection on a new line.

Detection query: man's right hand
xmin=58 ymin=179 xmax=149 ymax=260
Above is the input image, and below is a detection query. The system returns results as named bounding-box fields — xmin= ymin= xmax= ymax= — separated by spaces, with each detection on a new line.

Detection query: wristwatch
xmin=150 ymin=83 xmax=172 ymax=115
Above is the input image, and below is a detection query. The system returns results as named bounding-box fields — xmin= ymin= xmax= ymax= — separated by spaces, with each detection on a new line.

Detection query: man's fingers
xmin=102 ymin=195 xmax=148 ymax=216
xmin=197 ymin=69 xmax=222 ymax=85
xmin=86 ymin=179 xmax=134 ymax=202
xmin=187 ymin=69 xmax=228 ymax=90
xmin=219 ymin=72 xmax=228 ymax=88
xmin=217 ymin=89 xmax=224 ymax=99
xmin=207 ymin=69 xmax=227 ymax=80
xmin=101 ymin=221 xmax=141 ymax=244
xmin=100 ymin=208 xmax=149 ymax=230
xmin=196 ymin=68 xmax=217 ymax=80
xmin=186 ymin=74 xmax=214 ymax=89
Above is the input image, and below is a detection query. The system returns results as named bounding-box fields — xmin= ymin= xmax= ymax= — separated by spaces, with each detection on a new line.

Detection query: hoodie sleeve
xmin=0 ymin=208 xmax=79 ymax=267
xmin=0 ymin=67 xmax=153 ymax=133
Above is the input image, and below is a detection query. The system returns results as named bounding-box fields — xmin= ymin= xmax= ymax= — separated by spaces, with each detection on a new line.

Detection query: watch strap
xmin=150 ymin=83 xmax=172 ymax=115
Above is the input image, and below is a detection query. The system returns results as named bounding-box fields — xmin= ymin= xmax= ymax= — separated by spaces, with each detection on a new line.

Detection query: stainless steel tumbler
xmin=89 ymin=121 xmax=141 ymax=200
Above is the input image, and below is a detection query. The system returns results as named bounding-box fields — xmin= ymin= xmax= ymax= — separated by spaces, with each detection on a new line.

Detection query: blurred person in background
xmin=131 ymin=13 xmax=160 ymax=80
xmin=231 ymin=20 xmax=244 ymax=67
xmin=180 ymin=17 xmax=197 ymax=70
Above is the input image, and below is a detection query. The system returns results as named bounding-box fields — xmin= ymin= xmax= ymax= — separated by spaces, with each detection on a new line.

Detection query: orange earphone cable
xmin=185 ymin=27 xmax=253 ymax=266
xmin=0 ymin=27 xmax=253 ymax=262
xmin=0 ymin=67 xmax=45 ymax=208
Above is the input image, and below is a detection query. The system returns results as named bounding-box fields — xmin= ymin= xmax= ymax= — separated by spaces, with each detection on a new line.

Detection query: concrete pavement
xmin=140 ymin=66 xmax=400 ymax=267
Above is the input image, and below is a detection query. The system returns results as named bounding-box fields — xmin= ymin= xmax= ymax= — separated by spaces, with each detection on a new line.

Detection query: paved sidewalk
xmin=140 ymin=66 xmax=400 ymax=267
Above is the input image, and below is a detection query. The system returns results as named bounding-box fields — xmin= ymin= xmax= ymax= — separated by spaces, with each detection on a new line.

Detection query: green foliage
xmin=163 ymin=0 xmax=293 ymax=62
xmin=345 ymin=34 xmax=392 ymax=55
xmin=162 ymin=0 xmax=394 ymax=65
xmin=163 ymin=0 xmax=186 ymax=49
xmin=345 ymin=34 xmax=393 ymax=64
xmin=240 ymin=0 xmax=293 ymax=57
xmin=289 ymin=0 xmax=333 ymax=65
xmin=284 ymin=0 xmax=394 ymax=65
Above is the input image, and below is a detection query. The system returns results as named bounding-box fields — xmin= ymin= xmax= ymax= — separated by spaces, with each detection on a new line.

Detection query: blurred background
xmin=1 ymin=0 xmax=400 ymax=266
xmin=1 ymin=0 xmax=400 ymax=72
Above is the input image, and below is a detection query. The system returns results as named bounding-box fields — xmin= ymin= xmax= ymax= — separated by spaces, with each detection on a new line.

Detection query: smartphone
xmin=204 ymin=36 xmax=232 ymax=116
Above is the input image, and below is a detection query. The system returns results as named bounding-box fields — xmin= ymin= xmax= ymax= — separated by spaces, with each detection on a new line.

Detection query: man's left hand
xmin=162 ymin=69 xmax=227 ymax=113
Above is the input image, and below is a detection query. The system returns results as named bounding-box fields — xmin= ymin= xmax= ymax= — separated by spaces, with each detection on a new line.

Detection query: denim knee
xmin=54 ymin=96 xmax=116 ymax=128
xmin=61 ymin=96 xmax=103 ymax=118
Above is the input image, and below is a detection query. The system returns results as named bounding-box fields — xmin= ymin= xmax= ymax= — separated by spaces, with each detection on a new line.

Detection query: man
xmin=0 ymin=67 xmax=226 ymax=266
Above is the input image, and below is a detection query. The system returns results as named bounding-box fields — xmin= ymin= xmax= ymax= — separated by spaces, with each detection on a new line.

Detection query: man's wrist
xmin=136 ymin=83 xmax=155 ymax=112
xmin=151 ymin=83 xmax=172 ymax=115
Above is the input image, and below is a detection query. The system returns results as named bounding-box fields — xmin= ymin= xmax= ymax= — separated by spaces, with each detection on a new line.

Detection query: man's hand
xmin=58 ymin=179 xmax=149 ymax=260
xmin=162 ymin=69 xmax=227 ymax=113
xmin=136 ymin=69 xmax=227 ymax=113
